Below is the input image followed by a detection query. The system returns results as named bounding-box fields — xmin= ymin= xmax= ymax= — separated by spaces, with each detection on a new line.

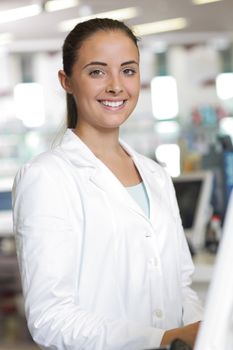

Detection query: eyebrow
xmin=121 ymin=60 xmax=139 ymax=66
xmin=83 ymin=60 xmax=139 ymax=69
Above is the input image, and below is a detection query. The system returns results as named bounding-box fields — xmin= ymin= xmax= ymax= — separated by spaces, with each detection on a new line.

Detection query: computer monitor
xmin=195 ymin=189 xmax=233 ymax=350
xmin=172 ymin=171 xmax=213 ymax=251
xmin=0 ymin=177 xmax=13 ymax=236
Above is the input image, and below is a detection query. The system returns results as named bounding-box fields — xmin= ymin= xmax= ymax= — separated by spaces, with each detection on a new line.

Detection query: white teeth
xmin=101 ymin=100 xmax=124 ymax=107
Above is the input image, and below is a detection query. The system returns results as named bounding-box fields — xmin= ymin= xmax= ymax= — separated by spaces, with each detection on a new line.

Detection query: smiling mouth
xmin=98 ymin=100 xmax=126 ymax=108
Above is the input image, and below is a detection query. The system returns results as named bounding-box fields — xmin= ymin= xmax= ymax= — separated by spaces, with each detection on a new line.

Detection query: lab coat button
xmin=154 ymin=309 xmax=163 ymax=318
xmin=148 ymin=258 xmax=158 ymax=268
xmin=145 ymin=232 xmax=152 ymax=237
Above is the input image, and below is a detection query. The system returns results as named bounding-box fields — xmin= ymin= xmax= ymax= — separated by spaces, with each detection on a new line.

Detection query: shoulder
xmin=12 ymin=150 xmax=71 ymax=223
xmin=28 ymin=148 xmax=64 ymax=169
xmin=13 ymin=149 xmax=66 ymax=190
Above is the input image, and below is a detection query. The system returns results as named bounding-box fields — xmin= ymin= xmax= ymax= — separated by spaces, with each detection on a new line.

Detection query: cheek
xmin=127 ymin=75 xmax=140 ymax=93
xmin=78 ymin=79 xmax=105 ymax=97
xmin=129 ymin=81 xmax=140 ymax=99
xmin=72 ymin=82 xmax=91 ymax=101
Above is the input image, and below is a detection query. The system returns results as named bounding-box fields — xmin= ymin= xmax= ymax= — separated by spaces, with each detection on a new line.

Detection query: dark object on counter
xmin=144 ymin=338 xmax=192 ymax=350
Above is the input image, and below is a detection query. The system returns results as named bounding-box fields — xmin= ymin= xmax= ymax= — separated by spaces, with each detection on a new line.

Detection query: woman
xmin=13 ymin=18 xmax=202 ymax=350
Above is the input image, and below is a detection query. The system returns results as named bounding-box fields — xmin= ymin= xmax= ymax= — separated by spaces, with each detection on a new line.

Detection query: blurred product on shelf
xmin=205 ymin=214 xmax=222 ymax=254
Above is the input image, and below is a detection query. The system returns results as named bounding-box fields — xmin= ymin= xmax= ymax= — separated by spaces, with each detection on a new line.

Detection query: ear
xmin=58 ymin=70 xmax=73 ymax=94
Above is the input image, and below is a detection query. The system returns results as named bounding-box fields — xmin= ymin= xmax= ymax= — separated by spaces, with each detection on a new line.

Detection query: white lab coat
xmin=12 ymin=129 xmax=202 ymax=350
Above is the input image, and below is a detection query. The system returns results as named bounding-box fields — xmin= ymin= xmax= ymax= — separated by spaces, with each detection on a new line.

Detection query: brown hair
xmin=61 ymin=18 xmax=139 ymax=128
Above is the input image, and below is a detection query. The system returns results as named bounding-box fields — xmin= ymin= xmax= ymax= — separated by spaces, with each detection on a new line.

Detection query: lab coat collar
xmin=59 ymin=128 xmax=161 ymax=176
xmin=116 ymin=138 xmax=166 ymax=226
xmin=58 ymin=129 xmax=165 ymax=224
xmin=59 ymin=129 xmax=99 ymax=168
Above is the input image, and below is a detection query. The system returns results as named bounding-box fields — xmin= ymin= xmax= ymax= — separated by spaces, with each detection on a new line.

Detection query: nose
xmin=106 ymin=74 xmax=123 ymax=94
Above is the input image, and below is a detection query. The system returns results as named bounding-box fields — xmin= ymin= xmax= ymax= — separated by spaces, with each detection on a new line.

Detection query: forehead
xmin=77 ymin=30 xmax=139 ymax=64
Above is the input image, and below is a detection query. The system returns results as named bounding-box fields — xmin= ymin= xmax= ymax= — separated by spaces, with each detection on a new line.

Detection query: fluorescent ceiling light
xmin=155 ymin=121 xmax=180 ymax=134
xmin=219 ymin=117 xmax=233 ymax=140
xmin=0 ymin=4 xmax=41 ymax=24
xmin=59 ymin=7 xmax=139 ymax=32
xmin=192 ymin=0 xmax=222 ymax=4
xmin=216 ymin=73 xmax=233 ymax=100
xmin=132 ymin=17 xmax=188 ymax=36
xmin=14 ymin=83 xmax=45 ymax=128
xmin=45 ymin=0 xmax=79 ymax=12
xmin=151 ymin=76 xmax=179 ymax=120
xmin=0 ymin=33 xmax=14 ymax=45
xmin=155 ymin=144 xmax=181 ymax=177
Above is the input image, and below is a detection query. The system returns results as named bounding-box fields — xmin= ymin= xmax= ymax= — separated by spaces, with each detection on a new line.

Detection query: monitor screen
xmin=172 ymin=171 xmax=213 ymax=251
xmin=0 ymin=191 xmax=12 ymax=211
xmin=0 ymin=178 xmax=14 ymax=236
xmin=223 ymin=150 xmax=233 ymax=213
xmin=173 ymin=180 xmax=202 ymax=230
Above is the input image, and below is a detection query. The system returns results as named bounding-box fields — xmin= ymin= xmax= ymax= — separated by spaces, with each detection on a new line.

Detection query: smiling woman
xmin=12 ymin=18 xmax=203 ymax=350
xmin=58 ymin=29 xmax=140 ymax=135
xmin=59 ymin=18 xmax=140 ymax=133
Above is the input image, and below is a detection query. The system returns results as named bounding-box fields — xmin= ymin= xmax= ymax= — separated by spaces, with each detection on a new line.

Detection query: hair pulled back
xmin=61 ymin=18 xmax=139 ymax=129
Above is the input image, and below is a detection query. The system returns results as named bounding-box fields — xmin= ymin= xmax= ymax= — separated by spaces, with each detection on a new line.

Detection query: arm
xmin=13 ymin=159 xmax=165 ymax=350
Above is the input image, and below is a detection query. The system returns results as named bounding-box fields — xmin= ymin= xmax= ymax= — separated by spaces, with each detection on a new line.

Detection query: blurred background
xmin=0 ymin=0 xmax=233 ymax=349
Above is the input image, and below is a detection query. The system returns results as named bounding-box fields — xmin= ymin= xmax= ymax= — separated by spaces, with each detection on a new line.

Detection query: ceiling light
xmin=14 ymin=83 xmax=45 ymax=128
xmin=155 ymin=121 xmax=180 ymax=134
xmin=45 ymin=0 xmax=79 ymax=12
xmin=219 ymin=117 xmax=233 ymax=140
xmin=59 ymin=7 xmax=139 ymax=32
xmin=0 ymin=33 xmax=14 ymax=45
xmin=132 ymin=18 xmax=188 ymax=36
xmin=0 ymin=4 xmax=41 ymax=24
xmin=219 ymin=117 xmax=233 ymax=135
xmin=192 ymin=0 xmax=223 ymax=4
xmin=151 ymin=76 xmax=179 ymax=119
xmin=155 ymin=144 xmax=181 ymax=177
xmin=216 ymin=73 xmax=233 ymax=100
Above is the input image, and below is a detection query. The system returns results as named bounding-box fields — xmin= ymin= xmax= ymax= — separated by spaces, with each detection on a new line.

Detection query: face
xmin=59 ymin=30 xmax=140 ymax=132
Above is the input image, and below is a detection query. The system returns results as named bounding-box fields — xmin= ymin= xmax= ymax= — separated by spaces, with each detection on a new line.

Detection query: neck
xmin=73 ymin=126 xmax=123 ymax=157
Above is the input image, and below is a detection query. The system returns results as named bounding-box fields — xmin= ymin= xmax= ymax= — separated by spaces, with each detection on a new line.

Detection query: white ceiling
xmin=1 ymin=0 xmax=233 ymax=52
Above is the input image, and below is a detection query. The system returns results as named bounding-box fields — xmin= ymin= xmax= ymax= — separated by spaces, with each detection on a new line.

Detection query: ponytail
xmin=66 ymin=93 xmax=77 ymax=128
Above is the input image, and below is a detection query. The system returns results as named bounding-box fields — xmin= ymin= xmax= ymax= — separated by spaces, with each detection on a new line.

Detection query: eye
xmin=123 ymin=68 xmax=137 ymax=76
xmin=89 ymin=69 xmax=105 ymax=77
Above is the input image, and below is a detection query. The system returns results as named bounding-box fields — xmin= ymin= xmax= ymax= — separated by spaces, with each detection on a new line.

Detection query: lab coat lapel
xmin=88 ymin=141 xmax=166 ymax=226
xmin=59 ymin=129 xmax=162 ymax=222
xmin=89 ymin=161 xmax=149 ymax=220
xmin=120 ymin=140 xmax=166 ymax=230
xmin=59 ymin=129 xmax=99 ymax=168
xmin=137 ymin=162 xmax=165 ymax=230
